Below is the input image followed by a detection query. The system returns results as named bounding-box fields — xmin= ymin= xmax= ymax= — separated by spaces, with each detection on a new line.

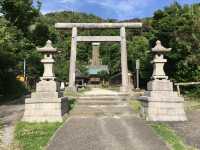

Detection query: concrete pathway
xmin=48 ymin=88 xmax=169 ymax=150
xmin=83 ymin=88 xmax=119 ymax=95
xmin=168 ymin=109 xmax=200 ymax=149
xmin=0 ymin=98 xmax=24 ymax=147
xmin=47 ymin=116 xmax=169 ymax=150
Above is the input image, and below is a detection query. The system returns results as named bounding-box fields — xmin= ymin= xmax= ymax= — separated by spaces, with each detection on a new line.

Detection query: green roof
xmin=87 ymin=65 xmax=108 ymax=75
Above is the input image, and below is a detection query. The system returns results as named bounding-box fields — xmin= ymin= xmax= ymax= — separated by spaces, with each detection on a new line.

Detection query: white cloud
xmin=86 ymin=0 xmax=149 ymax=19
xmin=59 ymin=0 xmax=150 ymax=19
xmin=61 ymin=0 xmax=77 ymax=3
xmin=41 ymin=0 xmax=151 ymax=19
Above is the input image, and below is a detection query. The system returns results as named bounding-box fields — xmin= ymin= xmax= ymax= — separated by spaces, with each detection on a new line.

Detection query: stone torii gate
xmin=55 ymin=23 xmax=142 ymax=92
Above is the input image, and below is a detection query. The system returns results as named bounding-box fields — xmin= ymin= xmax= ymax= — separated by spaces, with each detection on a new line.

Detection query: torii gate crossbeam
xmin=55 ymin=22 xmax=142 ymax=92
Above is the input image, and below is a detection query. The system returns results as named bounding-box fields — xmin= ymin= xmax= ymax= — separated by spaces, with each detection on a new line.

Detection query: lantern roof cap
xmin=37 ymin=40 xmax=57 ymax=53
xmin=152 ymin=40 xmax=171 ymax=52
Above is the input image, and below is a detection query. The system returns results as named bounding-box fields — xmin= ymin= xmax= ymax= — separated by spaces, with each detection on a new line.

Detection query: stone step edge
xmin=25 ymin=97 xmax=67 ymax=103
xmin=76 ymin=103 xmax=129 ymax=108
xmin=80 ymin=93 xmax=129 ymax=97
xmin=77 ymin=103 xmax=126 ymax=106
xmin=138 ymin=96 xmax=184 ymax=102
xmin=77 ymin=96 xmax=126 ymax=99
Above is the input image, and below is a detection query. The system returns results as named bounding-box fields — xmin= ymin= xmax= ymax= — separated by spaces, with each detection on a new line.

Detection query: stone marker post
xmin=136 ymin=59 xmax=140 ymax=90
xmin=91 ymin=43 xmax=100 ymax=66
xmin=139 ymin=40 xmax=187 ymax=121
xmin=23 ymin=40 xmax=68 ymax=122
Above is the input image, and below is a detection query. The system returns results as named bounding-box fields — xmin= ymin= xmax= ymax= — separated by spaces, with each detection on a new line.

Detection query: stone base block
xmin=22 ymin=97 xmax=68 ymax=122
xmin=36 ymin=80 xmax=59 ymax=92
xmin=147 ymin=79 xmax=173 ymax=91
xmin=140 ymin=98 xmax=187 ymax=121
xmin=65 ymin=86 xmax=77 ymax=93
xmin=120 ymin=86 xmax=130 ymax=93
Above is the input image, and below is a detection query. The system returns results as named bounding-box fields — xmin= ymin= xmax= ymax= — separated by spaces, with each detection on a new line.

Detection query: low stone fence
xmin=175 ymin=82 xmax=200 ymax=96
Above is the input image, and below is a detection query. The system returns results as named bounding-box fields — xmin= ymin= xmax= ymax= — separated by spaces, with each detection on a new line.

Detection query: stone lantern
xmin=37 ymin=40 xmax=57 ymax=80
xmin=23 ymin=40 xmax=68 ymax=122
xmin=151 ymin=40 xmax=171 ymax=80
xmin=139 ymin=40 xmax=187 ymax=121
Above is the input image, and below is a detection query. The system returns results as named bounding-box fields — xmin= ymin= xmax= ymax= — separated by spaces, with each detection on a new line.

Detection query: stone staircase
xmin=70 ymin=92 xmax=133 ymax=117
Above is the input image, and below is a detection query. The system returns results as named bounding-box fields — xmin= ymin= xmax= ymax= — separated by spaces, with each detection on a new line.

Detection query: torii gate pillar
xmin=120 ymin=26 xmax=129 ymax=92
xmin=68 ymin=27 xmax=77 ymax=91
xmin=55 ymin=23 xmax=143 ymax=93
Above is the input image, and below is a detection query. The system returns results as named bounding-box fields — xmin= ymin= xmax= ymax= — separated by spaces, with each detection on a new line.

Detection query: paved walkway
xmin=168 ymin=109 xmax=200 ymax=149
xmin=48 ymin=88 xmax=169 ymax=150
xmin=47 ymin=116 xmax=169 ymax=150
xmin=0 ymin=98 xmax=24 ymax=147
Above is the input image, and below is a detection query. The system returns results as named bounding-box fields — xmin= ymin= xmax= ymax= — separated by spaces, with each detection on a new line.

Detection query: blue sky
xmin=39 ymin=0 xmax=199 ymax=20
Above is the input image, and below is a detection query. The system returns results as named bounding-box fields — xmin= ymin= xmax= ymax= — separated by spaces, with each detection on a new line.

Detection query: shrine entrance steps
xmin=70 ymin=88 xmax=133 ymax=117
xmin=47 ymin=88 xmax=169 ymax=150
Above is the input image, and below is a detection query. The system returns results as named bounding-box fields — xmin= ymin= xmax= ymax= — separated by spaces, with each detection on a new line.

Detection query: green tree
xmin=0 ymin=18 xmax=27 ymax=97
xmin=0 ymin=0 xmax=40 ymax=33
xmin=127 ymin=36 xmax=151 ymax=85
xmin=150 ymin=2 xmax=200 ymax=82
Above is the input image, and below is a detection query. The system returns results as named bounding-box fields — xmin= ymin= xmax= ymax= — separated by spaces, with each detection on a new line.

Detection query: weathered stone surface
xmin=151 ymin=41 xmax=171 ymax=80
xmin=147 ymin=79 xmax=173 ymax=91
xmin=120 ymin=26 xmax=129 ymax=92
xmin=139 ymin=79 xmax=187 ymax=121
xmin=23 ymin=98 xmax=67 ymax=122
xmin=55 ymin=22 xmax=143 ymax=29
xmin=91 ymin=42 xmax=100 ymax=66
xmin=47 ymin=116 xmax=169 ymax=150
xmin=68 ymin=27 xmax=77 ymax=91
xmin=23 ymin=80 xmax=68 ymax=122
xmin=58 ymin=23 xmax=141 ymax=93
xmin=36 ymin=80 xmax=58 ymax=92
xmin=128 ymin=72 xmax=134 ymax=91
xmin=77 ymin=36 xmax=122 ymax=42
xmin=138 ymin=41 xmax=187 ymax=121
xmin=70 ymin=88 xmax=131 ymax=117
xmin=23 ymin=40 xmax=68 ymax=122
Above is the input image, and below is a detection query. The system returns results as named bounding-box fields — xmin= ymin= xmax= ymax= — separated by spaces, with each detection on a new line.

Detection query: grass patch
xmin=15 ymin=122 xmax=62 ymax=150
xmin=78 ymin=87 xmax=91 ymax=93
xmin=64 ymin=87 xmax=92 ymax=98
xmin=64 ymin=90 xmax=80 ymax=97
xmin=151 ymin=123 xmax=195 ymax=150
xmin=64 ymin=88 xmax=90 ymax=97
xmin=68 ymin=98 xmax=76 ymax=111
xmin=184 ymin=97 xmax=200 ymax=111
xmin=129 ymin=100 xmax=141 ymax=113
xmin=103 ymin=85 xmax=120 ymax=92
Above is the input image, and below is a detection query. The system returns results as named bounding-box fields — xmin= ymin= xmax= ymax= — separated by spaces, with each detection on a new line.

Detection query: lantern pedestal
xmin=23 ymin=41 xmax=68 ymax=122
xmin=139 ymin=79 xmax=187 ymax=121
xmin=139 ymin=41 xmax=187 ymax=121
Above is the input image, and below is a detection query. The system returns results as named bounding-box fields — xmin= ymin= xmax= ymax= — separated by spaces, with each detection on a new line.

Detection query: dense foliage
xmin=149 ymin=2 xmax=200 ymax=82
xmin=0 ymin=1 xmax=200 ymax=98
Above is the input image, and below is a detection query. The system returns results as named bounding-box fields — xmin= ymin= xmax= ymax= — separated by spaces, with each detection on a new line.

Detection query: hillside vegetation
xmin=0 ymin=0 xmax=200 ymax=99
